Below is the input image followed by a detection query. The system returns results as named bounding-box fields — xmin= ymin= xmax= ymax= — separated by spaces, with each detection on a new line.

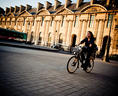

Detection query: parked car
xmin=51 ymin=43 xmax=64 ymax=51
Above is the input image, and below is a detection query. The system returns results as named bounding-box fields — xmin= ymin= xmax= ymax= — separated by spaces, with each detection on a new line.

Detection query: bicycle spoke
xmin=67 ymin=56 xmax=79 ymax=73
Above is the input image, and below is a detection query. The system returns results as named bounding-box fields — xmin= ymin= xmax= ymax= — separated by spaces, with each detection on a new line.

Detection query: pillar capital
xmin=69 ymin=20 xmax=74 ymax=22
xmin=36 ymin=20 xmax=41 ymax=22
xmin=96 ymin=19 xmax=100 ymax=22
xmin=97 ymin=19 xmax=105 ymax=22
xmin=80 ymin=19 xmax=88 ymax=22
xmin=66 ymin=20 xmax=69 ymax=22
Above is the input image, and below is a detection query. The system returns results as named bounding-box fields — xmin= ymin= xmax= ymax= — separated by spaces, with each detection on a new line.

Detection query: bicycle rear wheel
xmin=67 ymin=56 xmax=79 ymax=74
xmin=85 ymin=59 xmax=94 ymax=73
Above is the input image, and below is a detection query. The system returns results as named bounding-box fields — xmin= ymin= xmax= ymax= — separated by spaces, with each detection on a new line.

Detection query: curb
xmin=0 ymin=42 xmax=59 ymax=52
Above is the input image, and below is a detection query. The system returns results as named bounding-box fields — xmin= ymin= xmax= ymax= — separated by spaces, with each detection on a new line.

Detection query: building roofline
xmin=37 ymin=9 xmax=50 ymax=15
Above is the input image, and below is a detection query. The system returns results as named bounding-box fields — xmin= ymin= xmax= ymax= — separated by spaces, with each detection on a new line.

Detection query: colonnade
xmin=0 ymin=15 xmax=108 ymax=52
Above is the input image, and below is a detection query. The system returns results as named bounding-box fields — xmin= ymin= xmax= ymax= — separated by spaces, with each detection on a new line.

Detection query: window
xmin=89 ymin=15 xmax=94 ymax=28
xmin=107 ymin=14 xmax=113 ymax=28
xmin=23 ymin=18 xmax=25 ymax=26
xmin=33 ymin=18 xmax=35 ymax=26
xmin=74 ymin=16 xmax=78 ymax=27
xmin=15 ymin=20 xmax=16 ymax=25
xmin=61 ymin=16 xmax=64 ymax=27
xmin=50 ymin=17 xmax=53 ymax=26
xmin=41 ymin=17 xmax=44 ymax=26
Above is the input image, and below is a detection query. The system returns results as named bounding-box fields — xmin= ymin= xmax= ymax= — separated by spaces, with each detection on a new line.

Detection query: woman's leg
xmin=84 ymin=48 xmax=92 ymax=70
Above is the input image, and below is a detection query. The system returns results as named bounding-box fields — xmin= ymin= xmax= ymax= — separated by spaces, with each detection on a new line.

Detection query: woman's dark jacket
xmin=80 ymin=37 xmax=96 ymax=49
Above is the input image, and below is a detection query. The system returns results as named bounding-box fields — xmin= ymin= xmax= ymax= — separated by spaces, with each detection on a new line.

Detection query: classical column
xmin=33 ymin=21 xmax=38 ymax=42
xmin=80 ymin=20 xmax=88 ymax=41
xmin=20 ymin=21 xmax=23 ymax=32
xmin=45 ymin=21 xmax=50 ymax=46
xmin=55 ymin=21 xmax=61 ymax=44
xmin=51 ymin=21 xmax=57 ymax=46
xmin=15 ymin=22 xmax=17 ymax=30
xmin=27 ymin=21 xmax=33 ymax=42
xmin=24 ymin=21 xmax=28 ymax=33
xmin=94 ymin=20 xmax=99 ymax=38
xmin=35 ymin=22 xmax=41 ymax=45
xmin=63 ymin=20 xmax=69 ymax=45
xmin=76 ymin=20 xmax=83 ymax=44
xmin=96 ymin=20 xmax=105 ymax=51
xmin=66 ymin=21 xmax=73 ymax=46
xmin=34 ymin=21 xmax=39 ymax=45
xmin=41 ymin=21 xmax=46 ymax=46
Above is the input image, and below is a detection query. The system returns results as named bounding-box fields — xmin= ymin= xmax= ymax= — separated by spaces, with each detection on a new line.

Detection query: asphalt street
xmin=0 ymin=46 xmax=118 ymax=96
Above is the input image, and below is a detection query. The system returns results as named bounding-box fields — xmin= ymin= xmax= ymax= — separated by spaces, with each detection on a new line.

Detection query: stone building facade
xmin=0 ymin=0 xmax=118 ymax=55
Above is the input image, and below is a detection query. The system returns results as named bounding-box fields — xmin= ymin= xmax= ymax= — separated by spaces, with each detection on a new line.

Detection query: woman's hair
xmin=88 ymin=31 xmax=94 ymax=39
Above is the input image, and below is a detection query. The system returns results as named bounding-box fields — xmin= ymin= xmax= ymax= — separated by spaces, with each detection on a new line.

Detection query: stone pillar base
xmin=34 ymin=41 xmax=38 ymax=45
xmin=41 ymin=41 xmax=45 ymax=46
xmin=63 ymin=45 xmax=70 ymax=51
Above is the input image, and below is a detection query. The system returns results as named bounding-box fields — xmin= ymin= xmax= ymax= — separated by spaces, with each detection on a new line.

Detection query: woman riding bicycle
xmin=78 ymin=31 xmax=96 ymax=70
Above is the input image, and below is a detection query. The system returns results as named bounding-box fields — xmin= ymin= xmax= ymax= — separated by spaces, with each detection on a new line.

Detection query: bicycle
xmin=67 ymin=45 xmax=96 ymax=73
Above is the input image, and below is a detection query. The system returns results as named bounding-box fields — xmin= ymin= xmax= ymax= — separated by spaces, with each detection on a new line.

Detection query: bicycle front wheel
xmin=67 ymin=56 xmax=79 ymax=74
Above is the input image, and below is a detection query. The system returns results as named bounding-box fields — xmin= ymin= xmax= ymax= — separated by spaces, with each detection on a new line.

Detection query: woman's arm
xmin=78 ymin=38 xmax=87 ymax=45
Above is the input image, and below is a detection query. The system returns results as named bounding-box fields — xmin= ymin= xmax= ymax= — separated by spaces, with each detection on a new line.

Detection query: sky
xmin=0 ymin=0 xmax=90 ymax=10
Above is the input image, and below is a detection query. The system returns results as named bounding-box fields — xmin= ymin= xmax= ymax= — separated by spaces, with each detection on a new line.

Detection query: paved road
xmin=0 ymin=46 xmax=118 ymax=96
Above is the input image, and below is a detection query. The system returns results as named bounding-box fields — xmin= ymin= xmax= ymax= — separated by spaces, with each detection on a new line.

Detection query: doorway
xmin=100 ymin=36 xmax=111 ymax=57
xmin=71 ymin=34 xmax=77 ymax=47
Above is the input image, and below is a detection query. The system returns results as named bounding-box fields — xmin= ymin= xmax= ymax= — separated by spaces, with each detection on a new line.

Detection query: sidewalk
xmin=0 ymin=39 xmax=59 ymax=52
xmin=0 ymin=39 xmax=117 ymax=64
xmin=95 ymin=58 xmax=118 ymax=66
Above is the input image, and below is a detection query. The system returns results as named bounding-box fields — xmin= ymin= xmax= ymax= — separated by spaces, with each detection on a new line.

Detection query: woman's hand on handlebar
xmin=78 ymin=43 xmax=81 ymax=46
